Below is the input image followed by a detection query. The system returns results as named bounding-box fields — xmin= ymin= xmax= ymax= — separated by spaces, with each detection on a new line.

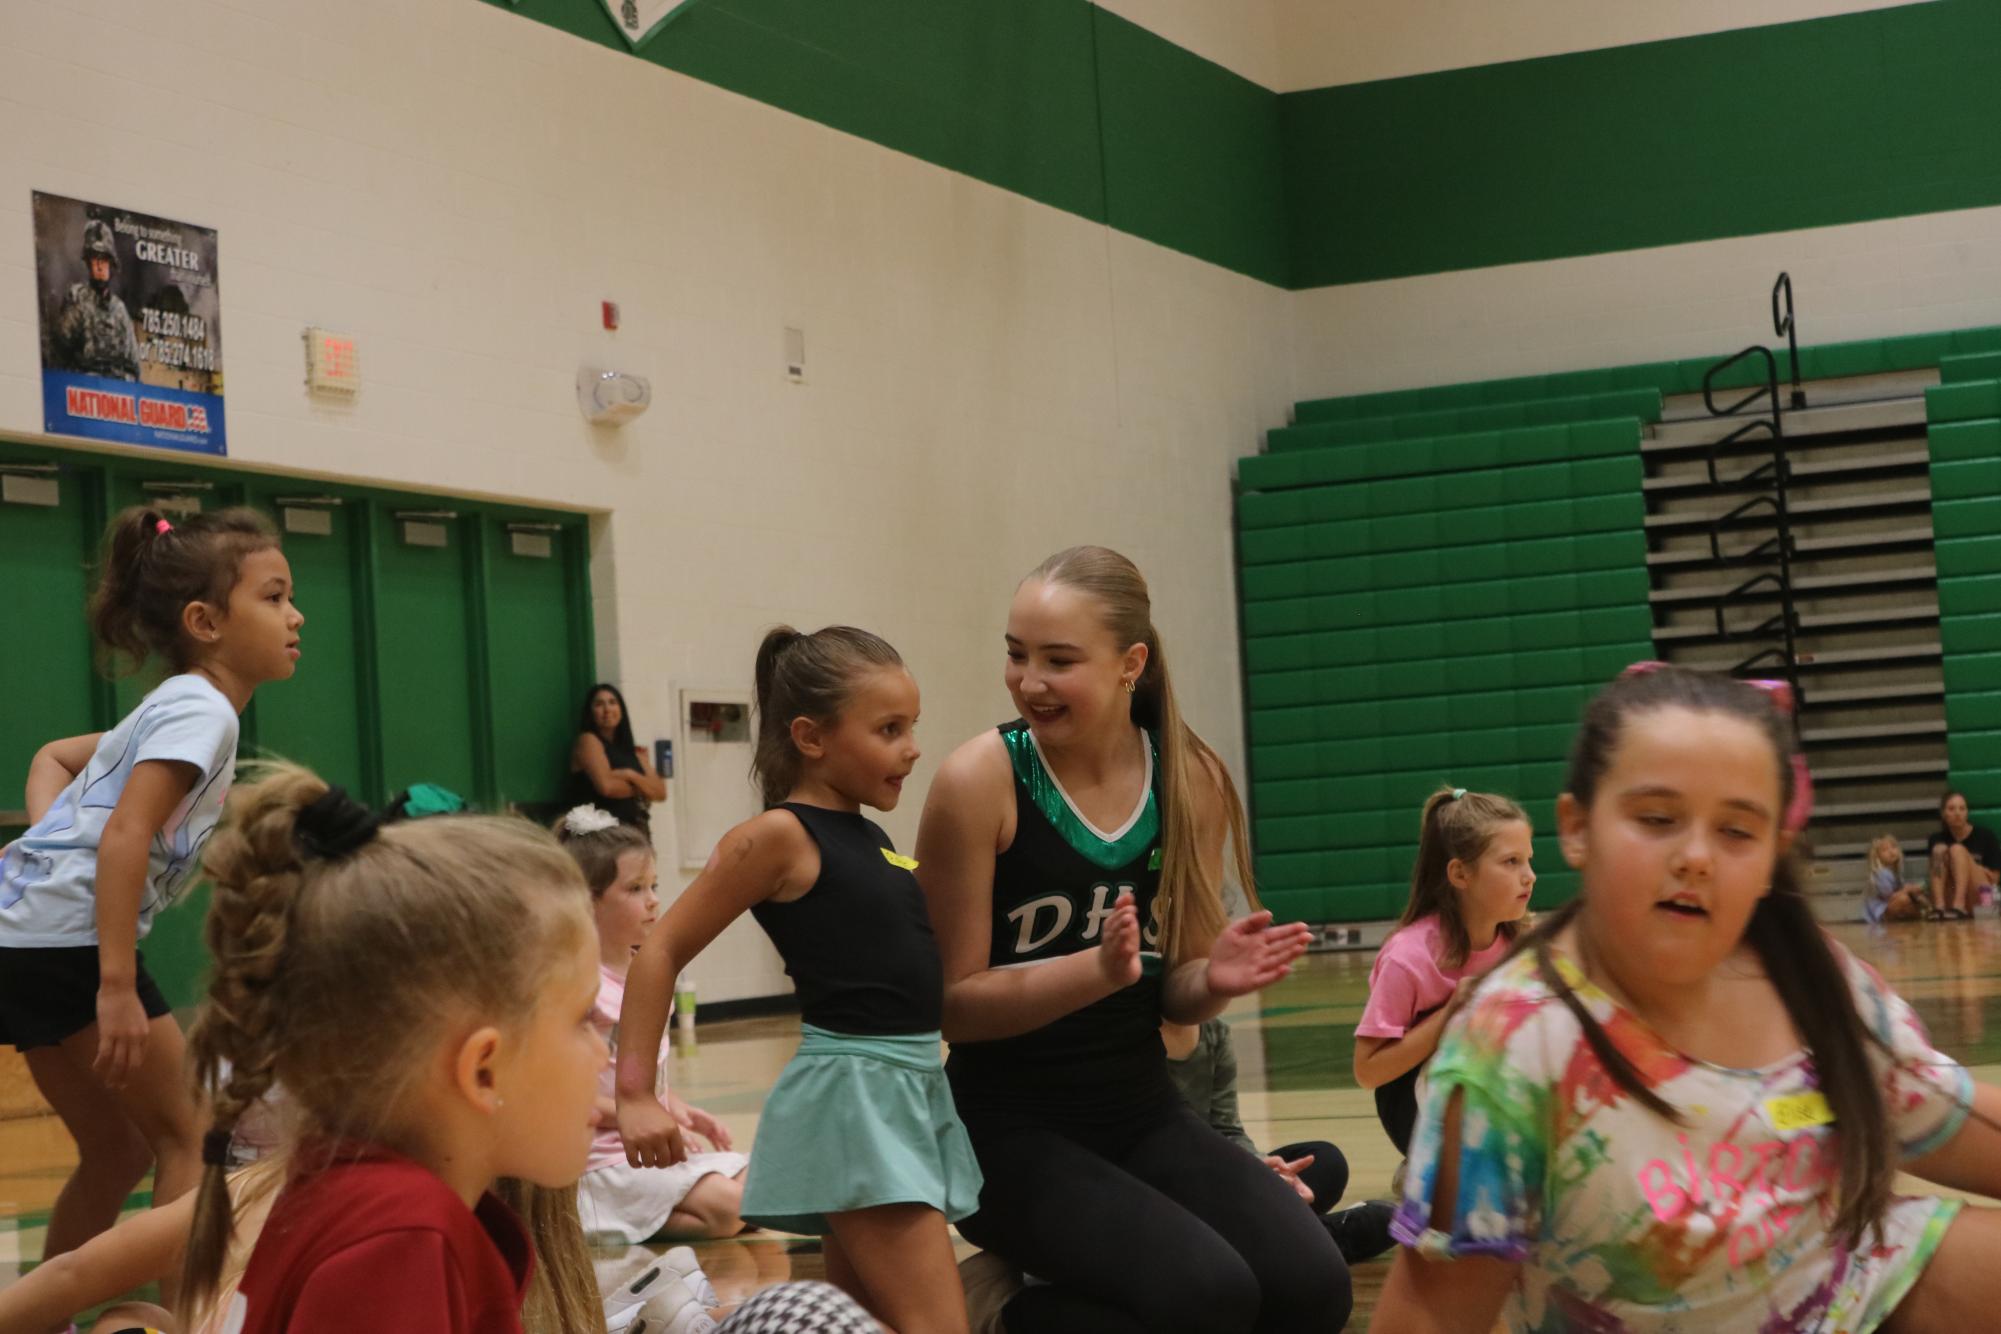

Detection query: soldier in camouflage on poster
xmin=51 ymin=219 xmax=140 ymax=381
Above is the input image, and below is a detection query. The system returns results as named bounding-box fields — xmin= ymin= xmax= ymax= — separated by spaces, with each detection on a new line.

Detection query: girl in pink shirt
xmin=1352 ymin=787 xmax=1535 ymax=1155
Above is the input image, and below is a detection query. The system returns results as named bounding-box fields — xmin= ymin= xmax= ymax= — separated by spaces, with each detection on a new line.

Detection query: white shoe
xmin=605 ymin=1248 xmax=714 ymax=1333
xmin=630 ymin=1278 xmax=719 ymax=1334
xmin=959 ymin=1250 xmax=1024 ymax=1334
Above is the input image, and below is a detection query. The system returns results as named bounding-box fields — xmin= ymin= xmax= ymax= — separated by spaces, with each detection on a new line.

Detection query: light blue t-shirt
xmin=0 ymin=674 xmax=239 ymax=947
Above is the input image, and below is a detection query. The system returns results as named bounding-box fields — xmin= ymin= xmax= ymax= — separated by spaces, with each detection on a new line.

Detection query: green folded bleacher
xmin=1257 ymin=320 xmax=2001 ymax=927
xmin=1267 ymin=388 xmax=1662 ymax=452
xmin=1238 ymin=412 xmax=1651 ymax=926
xmin=1239 ymin=419 xmax=1642 ymax=491
xmin=1941 ymin=351 xmax=2001 ymax=384
xmin=1928 ymin=381 xmax=2001 ymax=810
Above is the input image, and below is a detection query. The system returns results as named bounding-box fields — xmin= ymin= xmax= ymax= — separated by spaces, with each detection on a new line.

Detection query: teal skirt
xmin=740 ymin=1025 xmax=983 ymax=1236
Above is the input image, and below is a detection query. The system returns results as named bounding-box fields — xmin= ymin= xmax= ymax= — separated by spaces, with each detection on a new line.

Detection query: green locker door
xmin=482 ymin=519 xmax=589 ymax=811
xmin=373 ymin=508 xmax=481 ymax=800
xmin=0 ymin=451 xmax=101 ymax=816
xmin=244 ymin=492 xmax=372 ymax=799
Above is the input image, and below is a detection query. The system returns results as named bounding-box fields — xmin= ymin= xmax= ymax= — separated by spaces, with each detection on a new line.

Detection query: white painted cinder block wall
xmin=1288 ymin=206 xmax=2001 ymax=405
xmin=0 ymin=0 xmax=1293 ymax=1002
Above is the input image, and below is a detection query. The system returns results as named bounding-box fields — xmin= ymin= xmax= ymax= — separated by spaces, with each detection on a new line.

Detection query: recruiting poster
xmin=33 ymin=192 xmax=225 ymax=455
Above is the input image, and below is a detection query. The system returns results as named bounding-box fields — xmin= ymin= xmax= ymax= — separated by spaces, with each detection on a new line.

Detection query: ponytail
xmin=1400 ymin=786 xmax=1529 ymax=968
xmin=88 ymin=505 xmax=277 ymax=677
xmin=1135 ymin=626 xmax=1251 ymax=963
xmin=1030 ymin=546 xmax=1255 ymax=964
xmin=750 ymin=625 xmax=903 ymax=808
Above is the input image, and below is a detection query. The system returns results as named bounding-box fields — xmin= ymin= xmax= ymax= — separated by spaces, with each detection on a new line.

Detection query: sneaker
xmin=629 ymin=1278 xmax=719 ymax=1334
xmin=1322 ymin=1201 xmax=1397 ymax=1264
xmin=606 ymin=1248 xmax=714 ymax=1333
xmin=959 ymin=1249 xmax=1024 ymax=1334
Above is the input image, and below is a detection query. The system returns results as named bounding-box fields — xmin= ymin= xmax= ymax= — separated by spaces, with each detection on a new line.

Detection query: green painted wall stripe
xmin=1283 ymin=0 xmax=1999 ymax=287
xmin=486 ymin=0 xmax=1289 ymax=286
xmin=1090 ymin=9 xmax=1288 ymax=286
xmin=489 ymin=1 xmax=2001 ymax=293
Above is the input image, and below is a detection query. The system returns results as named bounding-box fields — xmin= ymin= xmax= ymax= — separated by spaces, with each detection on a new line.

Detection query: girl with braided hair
xmin=180 ymin=764 xmax=607 ymax=1332
xmin=0 ymin=505 xmax=298 ymax=1309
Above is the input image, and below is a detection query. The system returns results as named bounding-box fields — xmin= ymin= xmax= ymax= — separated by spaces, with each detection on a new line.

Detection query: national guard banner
xmin=598 ymin=0 xmax=695 ymax=48
xmin=33 ymin=192 xmax=225 ymax=456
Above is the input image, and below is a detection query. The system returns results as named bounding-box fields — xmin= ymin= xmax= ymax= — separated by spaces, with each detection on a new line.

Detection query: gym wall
xmin=0 ymin=0 xmax=1292 ymax=1002
xmin=1283 ymin=0 xmax=2001 ymax=397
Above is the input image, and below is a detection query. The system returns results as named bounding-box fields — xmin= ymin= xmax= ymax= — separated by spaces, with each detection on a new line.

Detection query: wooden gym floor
xmin=4 ymin=919 xmax=1999 ymax=1329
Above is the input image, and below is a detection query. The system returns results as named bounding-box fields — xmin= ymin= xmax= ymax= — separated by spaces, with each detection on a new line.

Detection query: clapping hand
xmin=1206 ymin=911 xmax=1314 ymax=999
xmin=1097 ymin=889 xmax=1143 ymax=988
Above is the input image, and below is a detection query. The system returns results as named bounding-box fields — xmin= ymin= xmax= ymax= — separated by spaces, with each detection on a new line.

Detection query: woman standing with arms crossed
xmin=915 ymin=547 xmax=1344 ymax=1334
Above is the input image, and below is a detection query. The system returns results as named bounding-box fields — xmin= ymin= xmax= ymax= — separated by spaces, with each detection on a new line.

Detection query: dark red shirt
xmin=231 ymin=1150 xmax=533 ymax=1333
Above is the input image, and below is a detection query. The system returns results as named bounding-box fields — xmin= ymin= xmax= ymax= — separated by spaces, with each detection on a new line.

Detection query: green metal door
xmin=373 ymin=507 xmax=481 ymax=800
xmin=242 ymin=490 xmax=372 ymax=800
xmin=481 ymin=518 xmax=592 ymax=811
xmin=0 ymin=448 xmax=101 ymax=816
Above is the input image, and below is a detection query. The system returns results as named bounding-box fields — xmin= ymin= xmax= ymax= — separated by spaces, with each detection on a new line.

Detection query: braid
xmin=181 ymin=765 xmax=325 ymax=1310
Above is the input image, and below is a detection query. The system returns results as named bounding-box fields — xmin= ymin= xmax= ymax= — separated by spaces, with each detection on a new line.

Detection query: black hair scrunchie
xmin=296 ymin=786 xmax=382 ymax=861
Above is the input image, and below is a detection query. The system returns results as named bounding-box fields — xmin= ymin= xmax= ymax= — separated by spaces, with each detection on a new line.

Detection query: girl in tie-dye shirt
xmin=1376 ymin=665 xmax=2001 ymax=1333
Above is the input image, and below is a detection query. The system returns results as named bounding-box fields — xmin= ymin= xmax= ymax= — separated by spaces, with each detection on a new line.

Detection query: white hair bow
xmin=562 ymin=805 xmax=621 ymax=836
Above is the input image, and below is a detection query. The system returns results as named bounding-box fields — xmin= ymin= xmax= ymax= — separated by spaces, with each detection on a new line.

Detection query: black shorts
xmin=0 ymin=946 xmax=172 ymax=1051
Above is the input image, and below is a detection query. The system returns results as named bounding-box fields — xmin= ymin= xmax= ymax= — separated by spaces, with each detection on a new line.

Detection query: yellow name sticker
xmin=880 ymin=848 xmax=919 ymax=872
xmin=1766 ymin=1091 xmax=1835 ymax=1132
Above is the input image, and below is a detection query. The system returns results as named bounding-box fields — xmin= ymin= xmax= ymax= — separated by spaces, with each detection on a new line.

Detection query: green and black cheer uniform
xmin=947 ymin=723 xmax=1349 ymax=1334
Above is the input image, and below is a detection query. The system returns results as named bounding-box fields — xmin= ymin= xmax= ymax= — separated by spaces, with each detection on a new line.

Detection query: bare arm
xmin=1354 ymin=983 xmax=1470 ymax=1090
xmin=915 ymin=734 xmax=1134 ymax=1044
xmin=615 ymin=809 xmax=812 ymax=1165
xmin=574 ymin=733 xmax=639 ymax=799
xmin=1907 ymin=1080 xmax=2001 ymax=1197
xmin=622 ymin=748 xmax=668 ymax=803
xmin=94 ymin=759 xmax=197 ymax=1087
xmin=1374 ymin=1087 xmax=1520 ymax=1332
xmin=24 ymin=733 xmax=102 ymax=824
xmin=0 ymin=1187 xmax=194 ymax=1333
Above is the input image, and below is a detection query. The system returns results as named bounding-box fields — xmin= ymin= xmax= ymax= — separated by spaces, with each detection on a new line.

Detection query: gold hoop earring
xmin=1124 ymin=679 xmax=1137 ymax=694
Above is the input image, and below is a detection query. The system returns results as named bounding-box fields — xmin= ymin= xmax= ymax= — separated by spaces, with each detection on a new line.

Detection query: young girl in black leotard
xmin=617 ymin=626 xmax=979 ymax=1334
xmin=917 ymin=546 xmax=1344 ymax=1334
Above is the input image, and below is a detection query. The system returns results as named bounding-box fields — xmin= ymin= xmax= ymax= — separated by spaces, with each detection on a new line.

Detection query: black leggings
xmin=957 ymin=1107 xmax=1353 ymax=1334
xmin=1376 ymin=1059 xmax=1423 ymax=1155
